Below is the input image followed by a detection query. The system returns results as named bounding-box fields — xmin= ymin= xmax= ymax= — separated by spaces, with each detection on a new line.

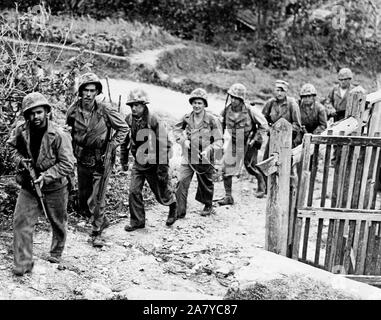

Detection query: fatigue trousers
xmin=77 ymin=163 xmax=110 ymax=232
xmin=129 ymin=163 xmax=175 ymax=227
xmin=13 ymin=187 xmax=68 ymax=269
xmin=223 ymin=145 xmax=262 ymax=177
xmin=176 ymin=164 xmax=214 ymax=217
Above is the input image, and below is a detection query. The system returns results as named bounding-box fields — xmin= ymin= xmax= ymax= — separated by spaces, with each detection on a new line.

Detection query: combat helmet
xmin=126 ymin=88 xmax=150 ymax=106
xmin=78 ymin=72 xmax=103 ymax=95
xmin=228 ymin=83 xmax=247 ymax=101
xmin=22 ymin=92 xmax=51 ymax=117
xmin=300 ymin=83 xmax=317 ymax=97
xmin=338 ymin=68 xmax=353 ymax=80
xmin=189 ymin=88 xmax=208 ymax=107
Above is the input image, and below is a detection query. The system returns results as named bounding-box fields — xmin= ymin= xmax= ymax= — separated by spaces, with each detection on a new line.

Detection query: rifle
xmin=24 ymin=161 xmax=49 ymax=220
xmin=93 ymin=95 xmax=121 ymax=222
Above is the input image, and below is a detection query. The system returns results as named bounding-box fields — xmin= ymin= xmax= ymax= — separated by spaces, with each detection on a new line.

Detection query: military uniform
xmin=299 ymin=83 xmax=327 ymax=134
xmin=326 ymin=68 xmax=355 ymax=122
xmin=66 ymin=73 xmax=128 ymax=240
xmin=262 ymin=96 xmax=302 ymax=146
xmin=327 ymin=84 xmax=355 ymax=122
xmin=218 ymin=83 xmax=268 ymax=203
xmin=173 ymin=88 xmax=223 ymax=216
xmin=121 ymin=89 xmax=177 ymax=229
xmin=7 ymin=92 xmax=75 ymax=275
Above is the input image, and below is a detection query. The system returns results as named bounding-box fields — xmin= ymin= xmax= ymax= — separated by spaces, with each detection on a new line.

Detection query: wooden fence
xmin=257 ymin=87 xmax=381 ymax=283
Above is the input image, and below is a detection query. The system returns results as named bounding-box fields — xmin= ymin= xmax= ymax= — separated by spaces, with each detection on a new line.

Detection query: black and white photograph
xmin=1 ymin=0 xmax=381 ymax=308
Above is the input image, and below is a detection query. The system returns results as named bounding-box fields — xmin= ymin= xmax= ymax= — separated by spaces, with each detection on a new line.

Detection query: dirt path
xmin=129 ymin=43 xmax=186 ymax=68
xmin=0 ymin=174 xmax=266 ymax=300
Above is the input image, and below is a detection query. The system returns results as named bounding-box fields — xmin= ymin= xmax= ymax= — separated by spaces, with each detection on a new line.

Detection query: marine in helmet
xmin=299 ymin=83 xmax=327 ymax=135
xmin=218 ymin=83 xmax=269 ymax=205
xmin=326 ymin=67 xmax=355 ymax=122
xmin=66 ymin=72 xmax=128 ymax=247
xmin=173 ymin=88 xmax=223 ymax=216
xmin=120 ymin=88 xmax=178 ymax=230
xmin=262 ymin=79 xmax=302 ymax=151
xmin=7 ymin=92 xmax=75 ymax=275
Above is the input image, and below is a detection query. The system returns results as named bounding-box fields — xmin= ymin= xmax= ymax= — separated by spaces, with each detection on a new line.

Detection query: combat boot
xmin=217 ymin=195 xmax=234 ymax=206
xmin=13 ymin=262 xmax=34 ymax=276
xmin=92 ymin=233 xmax=107 ymax=248
xmin=255 ymin=173 xmax=267 ymax=199
xmin=200 ymin=205 xmax=216 ymax=216
xmin=166 ymin=202 xmax=177 ymax=226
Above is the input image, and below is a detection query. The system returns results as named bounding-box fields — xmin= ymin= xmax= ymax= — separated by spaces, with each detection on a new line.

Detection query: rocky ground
xmin=0 ymin=173 xmax=266 ymax=300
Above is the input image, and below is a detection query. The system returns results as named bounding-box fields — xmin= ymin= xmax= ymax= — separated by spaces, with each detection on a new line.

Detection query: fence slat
xmin=371 ymin=147 xmax=381 ymax=209
xmin=364 ymin=142 xmax=379 ymax=209
xmin=343 ymin=220 xmax=356 ymax=274
xmin=341 ymin=144 xmax=355 ymax=208
xmin=310 ymin=136 xmax=381 ymax=147
xmin=314 ymin=218 xmax=324 ymax=266
xmin=320 ymin=131 xmax=333 ymax=207
xmin=357 ymin=221 xmax=370 ymax=275
xmin=307 ymin=144 xmax=320 ymax=206
xmin=302 ymin=217 xmax=310 ymax=261
xmin=351 ymin=146 xmax=367 ymax=209
xmin=331 ymin=131 xmax=345 ymax=208
xmin=375 ymin=223 xmax=381 ymax=275
xmin=324 ymin=219 xmax=335 ymax=271
xmin=365 ymin=222 xmax=377 ymax=275
xmin=333 ymin=219 xmax=346 ymax=271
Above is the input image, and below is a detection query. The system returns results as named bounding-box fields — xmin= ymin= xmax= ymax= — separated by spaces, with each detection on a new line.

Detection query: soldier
xmin=218 ymin=83 xmax=269 ymax=205
xmin=262 ymin=79 xmax=302 ymax=154
xmin=299 ymin=83 xmax=327 ymax=135
xmin=326 ymin=68 xmax=355 ymax=122
xmin=7 ymin=92 xmax=75 ymax=276
xmin=120 ymin=89 xmax=177 ymax=230
xmin=173 ymin=88 xmax=223 ymax=217
xmin=66 ymin=73 xmax=128 ymax=247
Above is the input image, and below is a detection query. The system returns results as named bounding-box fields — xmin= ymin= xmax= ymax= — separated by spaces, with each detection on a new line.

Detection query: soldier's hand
xmin=34 ymin=175 xmax=44 ymax=189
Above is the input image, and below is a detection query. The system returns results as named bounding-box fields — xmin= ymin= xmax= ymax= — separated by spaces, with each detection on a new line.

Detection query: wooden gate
xmin=291 ymin=132 xmax=381 ymax=276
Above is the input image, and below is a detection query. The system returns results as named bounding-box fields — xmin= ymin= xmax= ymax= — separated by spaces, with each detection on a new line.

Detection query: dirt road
xmin=0 ymin=174 xmax=266 ymax=300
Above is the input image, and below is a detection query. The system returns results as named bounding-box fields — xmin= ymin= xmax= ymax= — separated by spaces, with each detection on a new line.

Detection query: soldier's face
xmin=275 ymin=87 xmax=287 ymax=100
xmin=191 ymin=99 xmax=206 ymax=114
xmin=339 ymin=78 xmax=351 ymax=89
xmin=81 ymin=84 xmax=98 ymax=107
xmin=130 ymin=102 xmax=145 ymax=117
xmin=230 ymin=96 xmax=242 ymax=108
xmin=301 ymin=95 xmax=315 ymax=105
xmin=29 ymin=106 xmax=48 ymax=128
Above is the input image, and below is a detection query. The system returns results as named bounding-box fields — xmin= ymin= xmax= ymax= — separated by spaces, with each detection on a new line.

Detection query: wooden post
xmin=265 ymin=118 xmax=292 ymax=256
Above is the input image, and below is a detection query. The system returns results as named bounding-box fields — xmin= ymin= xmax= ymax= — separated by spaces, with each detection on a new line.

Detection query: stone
xmin=83 ymin=283 xmax=113 ymax=300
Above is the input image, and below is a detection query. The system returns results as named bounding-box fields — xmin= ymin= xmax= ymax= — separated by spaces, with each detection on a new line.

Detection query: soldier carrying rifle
xmin=66 ymin=73 xmax=128 ymax=247
xmin=173 ymin=88 xmax=223 ymax=217
xmin=7 ymin=92 xmax=75 ymax=276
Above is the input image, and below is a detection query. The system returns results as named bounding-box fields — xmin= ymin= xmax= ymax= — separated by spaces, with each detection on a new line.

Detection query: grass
xmin=224 ymin=274 xmax=356 ymax=300
xmin=155 ymin=43 xmax=379 ymax=103
xmin=2 ymin=9 xmax=179 ymax=53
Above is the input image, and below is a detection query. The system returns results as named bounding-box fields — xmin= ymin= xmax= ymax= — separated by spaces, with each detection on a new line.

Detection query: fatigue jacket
xmin=262 ymin=96 xmax=302 ymax=133
xmin=120 ymin=111 xmax=172 ymax=168
xmin=173 ymin=111 xmax=223 ymax=164
xmin=7 ymin=120 xmax=75 ymax=192
xmin=327 ymin=84 xmax=355 ymax=113
xmin=222 ymin=103 xmax=268 ymax=143
xmin=66 ymin=99 xmax=128 ymax=167
xmin=300 ymin=101 xmax=327 ymax=134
